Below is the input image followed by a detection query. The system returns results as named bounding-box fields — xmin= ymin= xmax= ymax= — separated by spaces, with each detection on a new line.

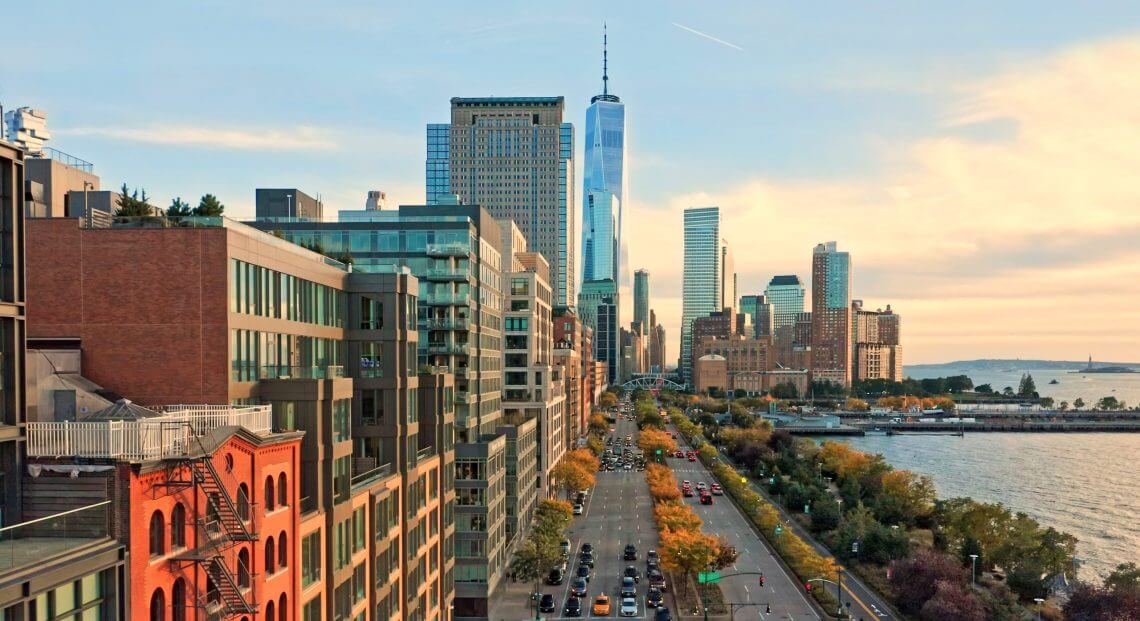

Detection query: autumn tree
xmin=654 ymin=503 xmax=702 ymax=533
xmin=551 ymin=460 xmax=594 ymax=500
xmin=711 ymin=536 xmax=739 ymax=570
xmin=876 ymin=469 xmax=936 ymax=526
xmin=918 ymin=580 xmax=986 ymax=621
xmin=598 ymin=392 xmax=618 ymax=408
xmin=638 ymin=429 xmax=677 ymax=456
xmin=658 ymin=529 xmax=720 ymax=597
xmin=566 ymin=448 xmax=600 ymax=473
xmin=588 ymin=413 xmax=608 ymax=435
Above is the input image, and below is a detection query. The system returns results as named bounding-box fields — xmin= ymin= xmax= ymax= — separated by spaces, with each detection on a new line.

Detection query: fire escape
xmin=171 ymin=453 xmax=259 ymax=617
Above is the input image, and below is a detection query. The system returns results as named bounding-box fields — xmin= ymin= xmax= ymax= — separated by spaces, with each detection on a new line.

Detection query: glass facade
xmin=582 ymin=96 xmax=626 ymax=286
xmin=765 ymin=275 xmax=806 ymax=331
xmin=425 ymin=123 xmax=451 ymax=204
xmin=633 ymin=269 xmax=649 ymax=329
xmin=681 ymin=207 xmax=723 ymax=385
xmin=230 ymin=259 xmax=344 ymax=327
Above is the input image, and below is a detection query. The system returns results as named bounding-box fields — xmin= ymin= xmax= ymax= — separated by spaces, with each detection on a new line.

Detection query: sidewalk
xmin=487 ymin=574 xmax=544 ymax=621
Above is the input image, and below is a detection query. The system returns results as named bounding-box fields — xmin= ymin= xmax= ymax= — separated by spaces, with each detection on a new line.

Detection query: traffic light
xmin=805 ymin=583 xmax=813 ymax=591
xmin=758 ymin=573 xmax=765 ymax=587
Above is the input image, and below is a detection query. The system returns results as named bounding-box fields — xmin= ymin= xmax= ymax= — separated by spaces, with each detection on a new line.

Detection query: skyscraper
xmin=739 ymin=294 xmax=774 ymax=338
xmin=633 ymin=269 xmax=649 ymax=330
xmin=811 ymin=242 xmax=853 ymax=386
xmin=427 ymin=97 xmax=576 ymax=307
xmin=681 ymin=207 xmax=725 ymax=386
xmin=582 ymin=25 xmax=627 ymax=284
xmin=765 ymin=275 xmax=805 ymax=331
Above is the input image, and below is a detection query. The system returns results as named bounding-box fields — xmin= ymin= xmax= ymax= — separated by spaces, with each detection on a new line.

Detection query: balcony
xmin=351 ymin=462 xmax=394 ymax=490
xmin=426 ymin=343 xmax=471 ymax=356
xmin=423 ymin=267 xmax=470 ymax=282
xmin=424 ymin=293 xmax=472 ymax=306
xmin=0 ymin=501 xmax=112 ymax=575
xmin=26 ymin=405 xmax=273 ymax=461
xmin=419 ymin=318 xmax=470 ymax=331
xmin=259 ymin=365 xmax=344 ymax=380
xmin=425 ymin=243 xmax=470 ymax=257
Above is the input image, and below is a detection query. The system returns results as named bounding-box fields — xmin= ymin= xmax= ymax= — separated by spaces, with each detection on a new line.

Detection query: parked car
xmin=655 ymin=607 xmax=673 ymax=621
xmin=547 ymin=567 xmax=565 ymax=585
xmin=620 ymin=597 xmax=638 ymax=617
xmin=646 ymin=588 xmax=663 ymax=608
xmin=539 ymin=593 xmax=556 ymax=613
xmin=561 ymin=539 xmax=572 ymax=554
xmin=647 ymin=549 xmax=659 ymax=563
xmin=592 ymin=595 xmax=612 ymax=616
xmin=564 ymin=596 xmax=583 ymax=617
xmin=573 ymin=503 xmax=584 ymax=515
xmin=624 ymin=544 xmax=637 ymax=560
xmin=570 ymin=577 xmax=588 ymax=598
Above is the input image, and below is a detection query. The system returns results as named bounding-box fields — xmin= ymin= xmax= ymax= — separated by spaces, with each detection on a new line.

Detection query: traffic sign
xmin=697 ymin=571 xmax=721 ymax=584
xmin=774 ymin=525 xmax=784 ymax=536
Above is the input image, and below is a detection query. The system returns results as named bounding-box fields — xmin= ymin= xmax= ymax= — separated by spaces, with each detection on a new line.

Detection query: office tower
xmin=765 ymin=275 xmax=806 ymax=330
xmin=578 ymin=279 xmax=619 ymax=383
xmin=255 ymin=188 xmax=324 ymax=221
xmin=740 ymin=294 xmax=774 ymax=338
xmin=721 ymin=244 xmax=736 ymax=315
xmin=852 ymin=301 xmax=903 ymax=382
xmin=681 ymin=207 xmax=725 ymax=386
xmin=811 ymin=241 xmax=853 ymax=386
xmin=26 ymin=215 xmax=450 ymax=621
xmin=649 ymin=308 xmax=667 ymax=373
xmin=633 ymin=269 xmax=649 ymax=330
xmin=582 ymin=26 xmax=627 ymax=289
xmin=427 ymin=97 xmax=576 ymax=307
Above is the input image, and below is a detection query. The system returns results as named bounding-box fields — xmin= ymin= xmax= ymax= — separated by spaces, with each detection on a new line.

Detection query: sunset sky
xmin=5 ymin=1 xmax=1140 ymax=364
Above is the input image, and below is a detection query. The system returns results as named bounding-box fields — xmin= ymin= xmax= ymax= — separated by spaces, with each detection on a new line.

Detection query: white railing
xmin=27 ymin=405 xmax=273 ymax=461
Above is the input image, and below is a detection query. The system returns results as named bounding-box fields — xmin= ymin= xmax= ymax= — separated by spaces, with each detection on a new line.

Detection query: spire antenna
xmin=603 ymin=22 xmax=609 ymax=96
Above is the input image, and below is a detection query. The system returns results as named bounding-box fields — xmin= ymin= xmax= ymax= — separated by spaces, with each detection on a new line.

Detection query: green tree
xmin=944 ymin=375 xmax=974 ymax=393
xmin=975 ymin=384 xmax=994 ymax=394
xmin=810 ymin=499 xmax=841 ymax=533
xmin=1017 ymin=374 xmax=1038 ymax=398
xmin=115 ymin=183 xmax=158 ymax=217
xmin=1058 ymin=400 xmax=1069 ymax=412
xmin=194 ymin=193 xmax=225 ymax=216
xmin=1073 ymin=397 xmax=1085 ymax=409
xmin=770 ymin=382 xmax=799 ymax=399
xmin=1097 ymin=396 xmax=1123 ymax=410
xmin=167 ymin=197 xmax=193 ymax=217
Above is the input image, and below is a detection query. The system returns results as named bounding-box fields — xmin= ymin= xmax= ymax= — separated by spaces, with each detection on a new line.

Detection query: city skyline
xmin=6 ymin=3 xmax=1140 ymax=362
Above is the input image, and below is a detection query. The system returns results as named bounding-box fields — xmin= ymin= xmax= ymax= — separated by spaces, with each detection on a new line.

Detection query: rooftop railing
xmin=40 ymin=147 xmax=94 ymax=172
xmin=0 ymin=501 xmax=111 ymax=574
xmin=26 ymin=405 xmax=273 ymax=461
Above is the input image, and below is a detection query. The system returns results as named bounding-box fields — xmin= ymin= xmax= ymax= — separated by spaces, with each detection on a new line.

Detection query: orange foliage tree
xmin=638 ymin=429 xmax=678 ymax=456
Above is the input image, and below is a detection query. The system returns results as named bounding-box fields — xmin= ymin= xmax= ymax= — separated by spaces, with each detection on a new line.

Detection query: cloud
xmin=628 ymin=35 xmax=1140 ymax=364
xmin=61 ymin=124 xmax=339 ymax=151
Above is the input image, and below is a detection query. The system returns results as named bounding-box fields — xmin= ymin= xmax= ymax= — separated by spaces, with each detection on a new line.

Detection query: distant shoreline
xmin=906 ymin=358 xmax=1140 ymax=373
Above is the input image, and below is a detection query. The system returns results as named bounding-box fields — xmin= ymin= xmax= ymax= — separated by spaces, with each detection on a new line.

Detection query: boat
xmin=1049 ymin=379 xmax=1059 ymax=385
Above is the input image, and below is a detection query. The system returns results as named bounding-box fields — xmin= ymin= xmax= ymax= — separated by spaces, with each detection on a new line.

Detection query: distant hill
xmin=905 ymin=359 xmax=1140 ymax=374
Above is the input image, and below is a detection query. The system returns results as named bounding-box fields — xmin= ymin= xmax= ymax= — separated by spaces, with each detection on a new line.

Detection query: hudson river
xmin=823 ymin=433 xmax=1140 ymax=581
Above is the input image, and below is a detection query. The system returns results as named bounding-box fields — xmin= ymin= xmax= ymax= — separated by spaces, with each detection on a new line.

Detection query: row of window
xmin=230 ymin=259 xmax=344 ymax=327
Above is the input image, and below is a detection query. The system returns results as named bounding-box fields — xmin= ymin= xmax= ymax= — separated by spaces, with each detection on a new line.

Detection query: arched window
xmin=265 ymin=601 xmax=276 ymax=621
xmin=149 ymin=588 xmax=165 ymax=621
xmin=237 ymin=548 xmax=251 ymax=588
xmin=149 ymin=511 xmax=165 ymax=557
xmin=265 ymin=536 xmax=276 ymax=574
xmin=278 ymin=594 xmax=288 ymax=621
xmin=237 ymin=483 xmax=250 ymax=522
xmin=171 ymin=579 xmax=186 ymax=621
xmin=264 ymin=476 xmax=275 ymax=512
xmin=171 ymin=503 xmax=186 ymax=549
xmin=278 ymin=473 xmax=288 ymax=506
xmin=278 ymin=531 xmax=288 ymax=568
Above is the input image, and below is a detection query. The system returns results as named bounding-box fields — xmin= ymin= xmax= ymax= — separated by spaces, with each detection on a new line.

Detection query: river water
xmin=820 ymin=432 xmax=1140 ymax=581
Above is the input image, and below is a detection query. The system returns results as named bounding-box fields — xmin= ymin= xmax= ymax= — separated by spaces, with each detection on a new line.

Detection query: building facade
xmin=680 ymin=207 xmax=724 ymax=386
xmin=852 ymin=301 xmax=903 ymax=382
xmin=633 ymin=269 xmax=649 ymax=332
xmin=810 ymin=242 xmax=852 ymax=386
xmin=739 ymin=294 xmax=773 ymax=338
xmin=428 ymin=97 xmax=576 ymax=308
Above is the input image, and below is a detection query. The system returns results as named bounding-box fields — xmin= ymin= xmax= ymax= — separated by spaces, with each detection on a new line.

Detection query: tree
xmin=809 ymin=499 xmax=841 ymax=533
xmin=586 ymin=435 xmax=605 ymax=456
xmin=658 ymin=529 xmax=720 ymax=597
xmin=638 ymin=429 xmax=677 ymax=456
xmin=889 ymin=549 xmax=967 ymax=615
xmin=1064 ymin=565 xmax=1140 ymax=621
xmin=1017 ymin=374 xmax=1038 ymax=398
xmin=918 ymin=580 xmax=986 ymax=621
xmin=876 ymin=470 xmax=936 ymax=526
xmin=944 ymin=375 xmax=974 ymax=393
xmin=975 ymin=384 xmax=994 ymax=394
xmin=654 ymin=503 xmax=702 ymax=532
xmin=194 ymin=193 xmax=225 ymax=216
xmin=588 ymin=413 xmax=608 ymax=435
xmin=167 ymin=197 xmax=193 ymax=217
xmin=770 ymin=382 xmax=799 ymax=399
xmin=1002 ymin=386 xmax=1015 ymax=397
xmin=551 ymin=460 xmax=594 ymax=500
xmin=598 ymin=392 xmax=618 ymax=408
xmin=1073 ymin=397 xmax=1085 ymax=410
xmin=115 ymin=183 xmax=158 ymax=217
xmin=1058 ymin=400 xmax=1070 ymax=412
xmin=845 ymin=397 xmax=870 ymax=411
xmin=1097 ymin=396 xmax=1122 ymax=410
xmin=711 ymin=537 xmax=739 ymax=570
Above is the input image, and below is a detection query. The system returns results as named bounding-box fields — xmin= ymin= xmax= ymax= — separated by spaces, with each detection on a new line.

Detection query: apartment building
xmin=852 ymin=301 xmax=903 ymax=382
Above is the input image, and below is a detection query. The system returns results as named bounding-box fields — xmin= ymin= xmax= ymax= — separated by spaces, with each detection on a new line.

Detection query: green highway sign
xmin=697 ymin=571 xmax=721 ymax=584
xmin=775 ymin=525 xmax=784 ymax=536
xmin=656 ymin=449 xmax=662 ymax=455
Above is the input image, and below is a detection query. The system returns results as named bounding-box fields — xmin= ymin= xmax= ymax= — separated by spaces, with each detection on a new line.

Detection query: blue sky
xmin=5 ymin=1 xmax=1140 ymax=363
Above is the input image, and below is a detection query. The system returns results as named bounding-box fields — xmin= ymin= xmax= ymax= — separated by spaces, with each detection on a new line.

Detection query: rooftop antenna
xmin=602 ymin=23 xmax=609 ymax=96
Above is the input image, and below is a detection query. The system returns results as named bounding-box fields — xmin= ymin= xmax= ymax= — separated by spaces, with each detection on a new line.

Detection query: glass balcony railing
xmin=423 ymin=268 xmax=470 ymax=281
xmin=419 ymin=318 xmax=470 ymax=331
xmin=0 ymin=501 xmax=111 ymax=573
xmin=425 ymin=243 xmax=471 ymax=257
xmin=259 ymin=365 xmax=345 ymax=380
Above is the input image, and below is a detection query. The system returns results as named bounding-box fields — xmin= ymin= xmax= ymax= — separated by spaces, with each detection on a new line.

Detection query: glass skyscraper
xmin=681 ymin=206 xmax=724 ymax=385
xmin=633 ymin=269 xmax=649 ymax=330
xmin=581 ymin=26 xmax=626 ymax=285
xmin=425 ymin=123 xmax=450 ymax=204
xmin=765 ymin=275 xmax=806 ymax=331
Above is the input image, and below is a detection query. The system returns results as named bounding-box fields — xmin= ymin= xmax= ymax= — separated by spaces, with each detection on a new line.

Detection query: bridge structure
xmin=619 ymin=373 xmax=685 ymax=392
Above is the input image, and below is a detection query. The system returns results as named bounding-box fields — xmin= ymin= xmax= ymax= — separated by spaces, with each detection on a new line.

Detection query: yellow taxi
xmin=592 ymin=594 xmax=612 ymax=615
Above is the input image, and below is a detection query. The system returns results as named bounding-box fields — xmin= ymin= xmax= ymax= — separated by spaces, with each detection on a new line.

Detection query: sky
xmin=4 ymin=1 xmax=1140 ymax=364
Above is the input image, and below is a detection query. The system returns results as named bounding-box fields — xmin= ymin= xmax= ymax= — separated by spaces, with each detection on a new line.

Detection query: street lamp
xmin=969 ymin=554 xmax=978 ymax=586
xmin=285 ymin=193 xmax=294 ymax=219
xmin=1034 ymin=597 xmax=1045 ymax=621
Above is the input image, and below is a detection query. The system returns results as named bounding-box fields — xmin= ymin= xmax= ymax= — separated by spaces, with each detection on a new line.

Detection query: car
xmin=575 ymin=492 xmax=587 ymax=504
xmin=624 ymin=463 xmax=633 ymax=470
xmin=573 ymin=503 xmax=584 ymax=515
xmin=624 ymin=566 xmax=641 ymax=583
xmin=646 ymin=588 xmax=663 ymax=608
xmin=579 ymin=489 xmax=589 ymax=498
xmin=688 ymin=454 xmax=697 ymax=462
xmin=561 ymin=539 xmax=572 ymax=554
xmin=620 ymin=597 xmax=638 ymax=617
xmin=648 ymin=569 xmax=666 ymax=591
xmin=646 ymin=560 xmax=660 ymax=574
xmin=576 ymin=565 xmax=591 ymax=582
xmin=647 ymin=549 xmax=659 ymax=563
xmin=655 ymin=607 xmax=673 ymax=621
xmin=547 ymin=567 xmax=565 ymax=585
xmin=696 ymin=482 xmax=707 ymax=490
xmin=700 ymin=492 xmax=713 ymax=505
xmin=681 ymin=480 xmax=691 ymax=488
xmin=624 ymin=544 xmax=637 ymax=561
xmin=570 ymin=577 xmax=588 ymax=598
xmin=579 ymin=552 xmax=595 ymax=568
xmin=581 ymin=543 xmax=594 ymax=554
xmin=674 ymin=450 xmax=684 ymax=458
xmin=592 ymin=595 xmax=612 ymax=616
xmin=564 ymin=596 xmax=583 ymax=617
xmin=682 ymin=487 xmax=694 ymax=497
xmin=539 ymin=593 xmax=556 ymax=613
xmin=711 ymin=484 xmax=723 ymax=496
xmin=621 ymin=577 xmax=637 ymax=598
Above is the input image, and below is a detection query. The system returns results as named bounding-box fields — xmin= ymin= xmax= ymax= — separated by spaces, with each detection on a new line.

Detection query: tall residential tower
xmin=633 ymin=269 xmax=649 ymax=331
xmin=811 ymin=242 xmax=853 ymax=385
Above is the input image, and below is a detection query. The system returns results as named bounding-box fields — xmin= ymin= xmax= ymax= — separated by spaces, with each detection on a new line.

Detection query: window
xmin=170 ymin=503 xmax=185 ymax=549
xmin=149 ymin=588 xmax=165 ymax=621
xmin=334 ymin=456 xmax=350 ymax=503
xmin=303 ymin=596 xmax=321 ymax=621
xmin=278 ymin=473 xmax=289 ymax=507
xmin=237 ymin=484 xmax=250 ymax=521
xmin=149 ymin=511 xmax=165 ymax=557
xmin=278 ymin=531 xmax=288 ymax=568
xmin=333 ymin=399 xmax=351 ymax=441
xmin=360 ymin=342 xmax=383 ymax=378
xmin=279 ymin=595 xmax=288 ymax=621
xmin=302 ymin=533 xmax=321 ymax=587
xmin=265 ymin=601 xmax=276 ymax=621
xmin=264 ymin=477 xmax=276 ymax=512
xmin=172 ymin=578 xmax=186 ymax=621
xmin=238 ymin=548 xmax=251 ymax=588
xmin=360 ymin=296 xmax=383 ymax=330
xmin=265 ymin=536 xmax=276 ymax=574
